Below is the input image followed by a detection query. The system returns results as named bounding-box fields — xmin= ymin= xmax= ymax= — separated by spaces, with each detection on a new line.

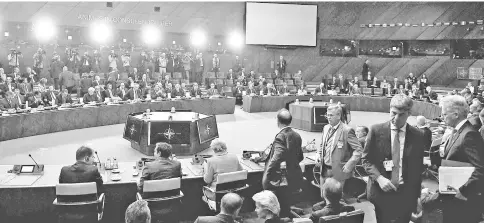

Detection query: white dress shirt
xmin=390 ymin=123 xmax=406 ymax=184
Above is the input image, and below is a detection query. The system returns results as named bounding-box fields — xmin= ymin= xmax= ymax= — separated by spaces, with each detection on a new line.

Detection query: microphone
xmin=28 ymin=154 xmax=40 ymax=168
xmin=95 ymin=151 xmax=101 ymax=163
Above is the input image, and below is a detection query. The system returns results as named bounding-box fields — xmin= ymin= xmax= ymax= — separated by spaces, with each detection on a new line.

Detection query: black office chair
xmin=53 ymin=182 xmax=105 ymax=223
xmin=137 ymin=178 xmax=184 ymax=222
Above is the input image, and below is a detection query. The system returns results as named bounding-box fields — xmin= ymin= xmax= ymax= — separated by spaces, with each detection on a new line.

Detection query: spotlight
xmin=34 ymin=17 xmax=56 ymax=42
xmin=67 ymin=35 xmax=72 ymax=40
xmin=228 ymin=31 xmax=243 ymax=49
xmin=141 ymin=25 xmax=161 ymax=46
xmin=190 ymin=30 xmax=206 ymax=47
xmin=172 ymin=41 xmax=176 ymax=45
xmin=90 ymin=22 xmax=113 ymax=44
xmin=218 ymin=42 xmax=222 ymax=46
xmin=4 ymin=31 xmax=9 ymax=37
xmin=123 ymin=38 xmax=127 ymax=43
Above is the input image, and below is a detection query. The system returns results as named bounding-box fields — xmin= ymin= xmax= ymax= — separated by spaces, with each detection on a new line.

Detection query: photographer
xmin=33 ymin=48 xmax=46 ymax=80
xmin=108 ymin=50 xmax=118 ymax=72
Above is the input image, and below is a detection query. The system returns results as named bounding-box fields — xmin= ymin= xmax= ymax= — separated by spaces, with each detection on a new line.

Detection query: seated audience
xmin=59 ymin=146 xmax=104 ymax=194
xmin=246 ymin=82 xmax=257 ymax=96
xmin=125 ymin=200 xmax=151 ymax=223
xmin=94 ymin=85 xmax=104 ymax=102
xmin=190 ymin=83 xmax=202 ymax=97
xmin=202 ymin=139 xmax=243 ymax=200
xmin=126 ymin=84 xmax=142 ymax=100
xmin=0 ymin=91 xmax=19 ymax=111
xmin=355 ymin=126 xmax=368 ymax=147
xmin=80 ymin=73 xmax=93 ymax=97
xmin=42 ymin=85 xmax=59 ymax=106
xmin=314 ymin=82 xmax=327 ymax=95
xmin=58 ymin=89 xmax=73 ymax=105
xmin=194 ymin=193 xmax=243 ymax=223
xmin=13 ymin=88 xmax=25 ymax=108
xmin=28 ymin=91 xmax=44 ymax=108
xmin=310 ymin=178 xmax=355 ymax=223
xmin=117 ymin=82 xmax=128 ymax=100
xmin=83 ymin=87 xmax=98 ymax=103
xmin=252 ymin=190 xmax=291 ymax=223
xmin=265 ymin=83 xmax=277 ymax=96
xmin=423 ymin=86 xmax=438 ymax=101
xmin=103 ymin=83 xmax=116 ymax=100
xmin=138 ymin=142 xmax=182 ymax=193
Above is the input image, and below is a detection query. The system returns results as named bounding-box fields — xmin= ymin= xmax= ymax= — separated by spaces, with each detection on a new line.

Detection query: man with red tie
xmin=125 ymin=84 xmax=142 ymax=101
xmin=42 ymin=86 xmax=59 ymax=106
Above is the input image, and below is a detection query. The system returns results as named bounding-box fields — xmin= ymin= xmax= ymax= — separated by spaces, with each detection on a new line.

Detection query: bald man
xmin=194 ymin=193 xmax=243 ymax=223
xmin=468 ymin=103 xmax=483 ymax=131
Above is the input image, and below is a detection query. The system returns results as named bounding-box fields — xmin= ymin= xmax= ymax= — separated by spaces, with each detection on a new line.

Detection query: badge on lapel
xmin=337 ymin=141 xmax=343 ymax=149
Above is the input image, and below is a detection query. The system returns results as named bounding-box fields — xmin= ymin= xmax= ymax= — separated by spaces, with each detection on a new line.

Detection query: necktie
xmin=109 ymin=90 xmax=113 ymax=98
xmin=18 ymin=96 xmax=21 ymax=105
xmin=134 ymin=90 xmax=137 ymax=99
xmin=23 ymin=84 xmax=27 ymax=93
xmin=323 ymin=126 xmax=338 ymax=164
xmin=391 ymin=129 xmax=401 ymax=187
xmin=51 ymin=92 xmax=56 ymax=101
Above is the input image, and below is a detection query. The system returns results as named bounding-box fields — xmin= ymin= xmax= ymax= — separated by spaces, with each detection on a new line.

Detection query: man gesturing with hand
xmin=362 ymin=94 xmax=429 ymax=223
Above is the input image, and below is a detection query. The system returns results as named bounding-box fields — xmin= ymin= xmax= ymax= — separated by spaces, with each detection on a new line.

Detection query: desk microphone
xmin=95 ymin=151 xmax=101 ymax=164
xmin=28 ymin=154 xmax=40 ymax=168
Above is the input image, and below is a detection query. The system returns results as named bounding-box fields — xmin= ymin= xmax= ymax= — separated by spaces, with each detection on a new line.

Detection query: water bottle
xmin=107 ymin=158 xmax=111 ymax=169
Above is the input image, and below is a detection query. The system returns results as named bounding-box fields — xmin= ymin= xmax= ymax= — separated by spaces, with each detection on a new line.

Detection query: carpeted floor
xmin=0 ymin=105 xmax=422 ymax=223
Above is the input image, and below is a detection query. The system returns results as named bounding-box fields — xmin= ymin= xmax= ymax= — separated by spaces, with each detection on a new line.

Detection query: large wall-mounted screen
xmin=245 ymin=2 xmax=317 ymax=46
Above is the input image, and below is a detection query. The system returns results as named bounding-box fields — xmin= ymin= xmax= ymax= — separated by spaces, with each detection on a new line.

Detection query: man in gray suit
xmin=318 ymin=104 xmax=363 ymax=195
xmin=138 ymin=142 xmax=182 ymax=193
xmin=194 ymin=193 xmax=243 ymax=223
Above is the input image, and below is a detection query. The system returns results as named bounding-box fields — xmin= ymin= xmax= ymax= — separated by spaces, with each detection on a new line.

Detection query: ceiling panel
xmin=2 ymin=2 xmax=46 ymax=22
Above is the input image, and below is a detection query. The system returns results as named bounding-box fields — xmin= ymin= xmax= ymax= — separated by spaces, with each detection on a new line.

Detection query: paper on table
xmin=438 ymin=166 xmax=474 ymax=194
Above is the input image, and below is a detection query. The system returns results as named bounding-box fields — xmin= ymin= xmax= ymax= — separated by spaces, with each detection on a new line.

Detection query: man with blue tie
xmin=362 ymin=94 xmax=428 ymax=223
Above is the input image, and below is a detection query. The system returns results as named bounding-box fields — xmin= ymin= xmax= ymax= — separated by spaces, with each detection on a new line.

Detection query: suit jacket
xmin=57 ymin=94 xmax=73 ymax=105
xmin=362 ymin=122 xmax=427 ymax=209
xmin=171 ymin=88 xmax=185 ymax=97
xmin=443 ymin=121 xmax=484 ymax=198
xmin=80 ymin=78 xmax=93 ymax=93
xmin=278 ymin=86 xmax=290 ymax=95
xmin=95 ymin=91 xmax=104 ymax=102
xmin=194 ymin=214 xmax=236 ymax=223
xmin=17 ymin=82 xmax=32 ymax=95
xmin=195 ymin=57 xmax=205 ymax=72
xmin=263 ymin=87 xmax=277 ymax=96
xmin=468 ymin=115 xmax=482 ymax=131
xmin=276 ymin=59 xmax=286 ymax=73
xmin=319 ymin=123 xmax=363 ymax=182
xmin=0 ymin=98 xmax=19 ymax=110
xmin=362 ymin=63 xmax=369 ymax=80
xmin=337 ymin=78 xmax=348 ymax=91
xmin=82 ymin=93 xmax=99 ymax=103
xmin=203 ymin=153 xmax=243 ymax=188
xmin=117 ymin=88 xmax=128 ymax=100
xmin=207 ymin=88 xmax=219 ymax=96
xmin=419 ymin=126 xmax=432 ymax=152
xmin=310 ymin=202 xmax=355 ymax=223
xmin=0 ymin=82 xmax=16 ymax=93
xmin=262 ymin=127 xmax=304 ymax=192
xmin=314 ymin=86 xmax=327 ymax=95
xmin=190 ymin=88 xmax=202 ymax=97
xmin=125 ymin=88 xmax=142 ymax=100
xmin=28 ymin=96 xmax=44 ymax=108
xmin=13 ymin=94 xmax=25 ymax=105
xmin=59 ymin=71 xmax=76 ymax=88
xmin=59 ymin=161 xmax=104 ymax=194
xmin=138 ymin=158 xmax=182 ymax=192
xmin=103 ymin=89 xmax=116 ymax=99
xmin=43 ymin=91 xmax=59 ymax=106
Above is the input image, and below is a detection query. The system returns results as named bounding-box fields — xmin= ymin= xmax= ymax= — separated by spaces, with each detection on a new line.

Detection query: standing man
xmin=276 ymin=55 xmax=286 ymax=74
xmin=362 ymin=94 xmax=428 ymax=223
xmin=355 ymin=126 xmax=369 ymax=147
xmin=439 ymin=95 xmax=484 ymax=223
xmin=195 ymin=53 xmax=205 ymax=85
xmin=212 ymin=54 xmax=220 ymax=72
xmin=32 ymin=48 xmax=46 ymax=81
xmin=261 ymin=109 xmax=304 ymax=217
xmin=108 ymin=50 xmax=118 ymax=72
xmin=362 ymin=59 xmax=370 ymax=81
xmin=232 ymin=55 xmax=243 ymax=73
xmin=59 ymin=66 xmax=76 ymax=93
xmin=318 ymin=105 xmax=362 ymax=194
xmin=50 ymin=54 xmax=64 ymax=90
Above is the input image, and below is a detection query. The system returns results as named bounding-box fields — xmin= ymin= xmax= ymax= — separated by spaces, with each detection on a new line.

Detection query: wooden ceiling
xmin=0 ymin=2 xmax=245 ymax=35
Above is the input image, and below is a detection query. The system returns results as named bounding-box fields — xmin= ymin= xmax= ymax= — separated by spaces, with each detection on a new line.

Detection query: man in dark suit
xmin=59 ymin=146 xmax=104 ymax=194
xmin=362 ymin=94 xmax=428 ymax=223
xmin=0 ymin=91 xmax=19 ymax=111
xmin=57 ymin=89 xmax=73 ymax=105
xmin=117 ymin=83 xmax=128 ymax=100
xmin=194 ymin=193 xmax=243 ymax=223
xmin=0 ymin=77 xmax=16 ymax=93
xmin=276 ymin=55 xmax=287 ymax=74
xmin=79 ymin=73 xmax=93 ymax=97
xmin=318 ymin=104 xmax=362 ymax=196
xmin=194 ymin=53 xmax=205 ymax=84
xmin=336 ymin=74 xmax=348 ymax=93
xmin=102 ymin=83 xmax=116 ymax=100
xmin=423 ymin=86 xmax=438 ymax=102
xmin=138 ymin=142 xmax=182 ymax=193
xmin=190 ymin=83 xmax=202 ymax=97
xmin=439 ymin=95 xmax=484 ymax=223
xmin=362 ymin=59 xmax=370 ymax=81
xmin=171 ymin=84 xmax=185 ymax=97
xmin=328 ymin=76 xmax=338 ymax=90
xmin=468 ymin=103 xmax=482 ymax=131
xmin=94 ymin=86 xmax=104 ymax=103
xmin=207 ymin=83 xmax=220 ymax=96
xmin=314 ymin=82 xmax=327 ymax=95
xmin=125 ymin=84 xmax=142 ymax=101
xmin=416 ymin=116 xmax=432 ymax=152
xmin=59 ymin=66 xmax=76 ymax=93
xmin=82 ymin=87 xmax=99 ymax=103
xmin=356 ymin=126 xmax=369 ymax=148
xmin=28 ymin=91 xmax=44 ymax=108
xmin=261 ymin=109 xmax=304 ymax=217
xmin=13 ymin=88 xmax=25 ymax=108
xmin=42 ymin=86 xmax=59 ymax=106
xmin=17 ymin=78 xmax=32 ymax=95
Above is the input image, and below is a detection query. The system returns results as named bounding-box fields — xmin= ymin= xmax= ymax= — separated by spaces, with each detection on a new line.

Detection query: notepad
xmin=439 ymin=166 xmax=474 ymax=194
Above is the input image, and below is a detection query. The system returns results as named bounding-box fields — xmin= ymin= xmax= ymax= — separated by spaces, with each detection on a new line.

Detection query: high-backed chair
xmin=318 ymin=210 xmax=365 ymax=223
xmin=53 ymin=182 xmax=105 ymax=223
xmin=202 ymin=170 xmax=249 ymax=212
xmin=137 ymin=178 xmax=184 ymax=222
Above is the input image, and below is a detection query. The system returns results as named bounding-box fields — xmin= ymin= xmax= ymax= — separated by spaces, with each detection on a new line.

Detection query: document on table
xmin=438 ymin=166 xmax=474 ymax=194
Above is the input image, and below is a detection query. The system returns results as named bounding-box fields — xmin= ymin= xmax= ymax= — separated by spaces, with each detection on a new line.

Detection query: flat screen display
xmin=245 ymin=2 xmax=317 ymax=46
xmin=20 ymin=165 xmax=35 ymax=173
xmin=197 ymin=116 xmax=219 ymax=144
xmin=149 ymin=122 xmax=191 ymax=145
